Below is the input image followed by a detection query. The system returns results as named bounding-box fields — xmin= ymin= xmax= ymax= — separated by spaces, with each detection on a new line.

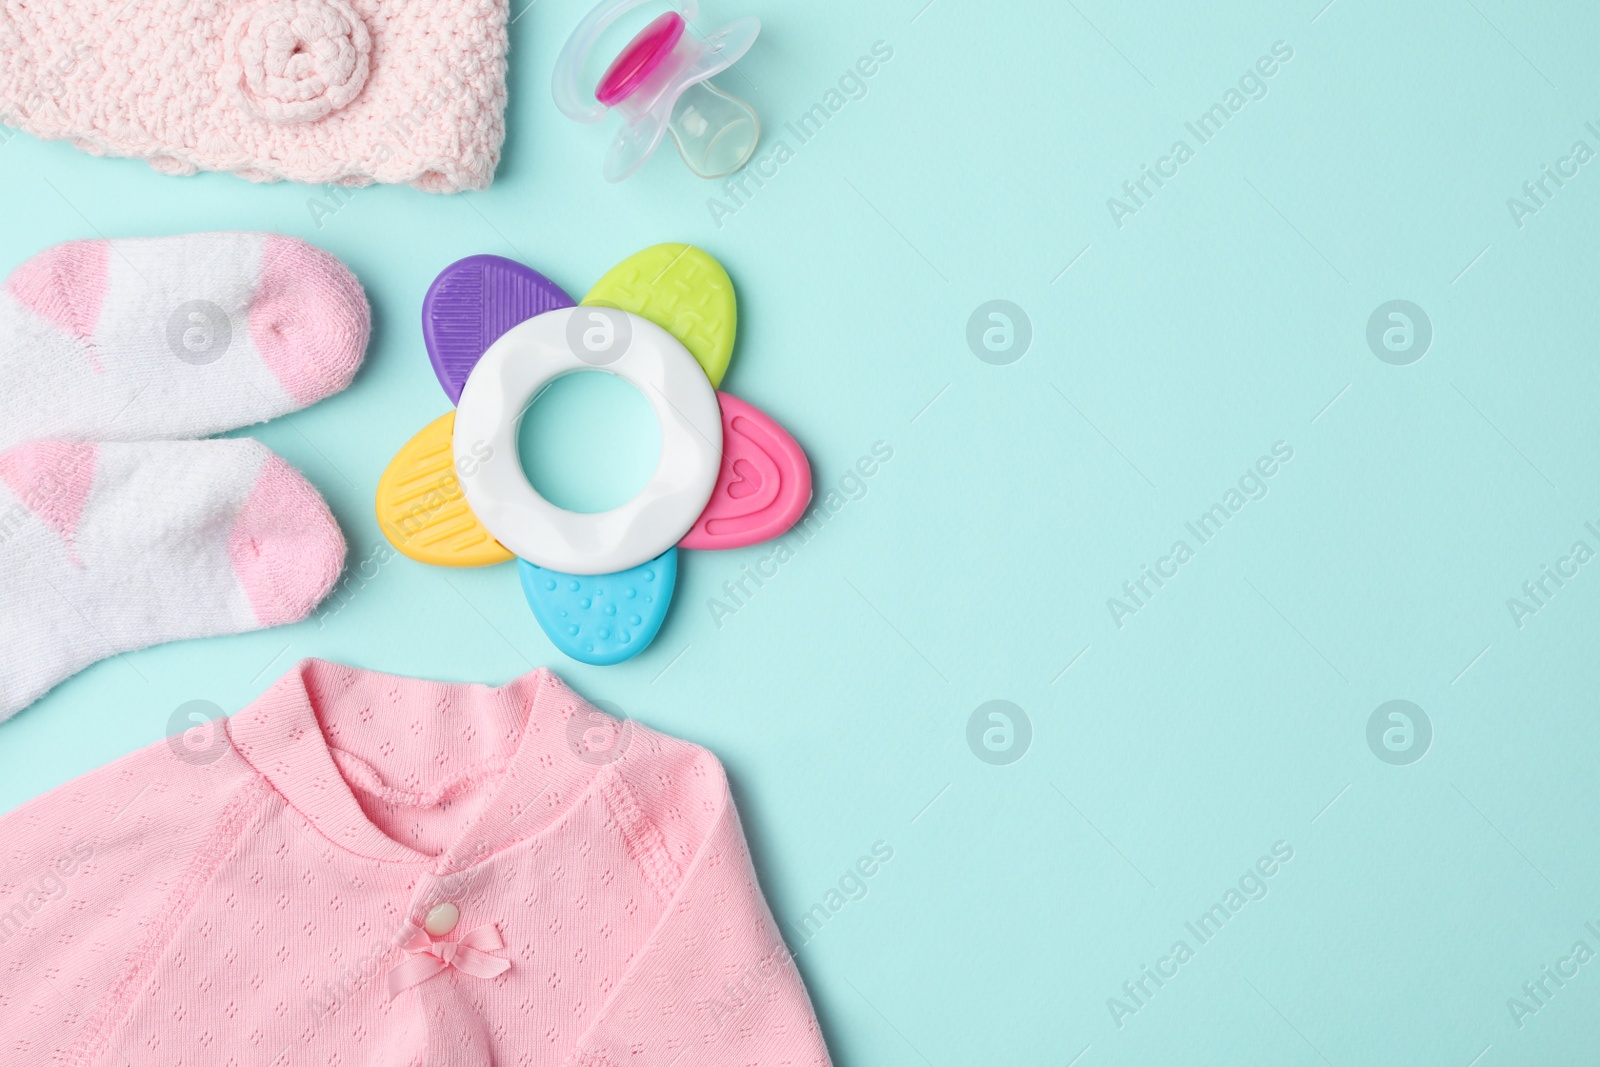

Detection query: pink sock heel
xmin=5 ymin=240 xmax=109 ymax=347
xmin=0 ymin=440 xmax=98 ymax=542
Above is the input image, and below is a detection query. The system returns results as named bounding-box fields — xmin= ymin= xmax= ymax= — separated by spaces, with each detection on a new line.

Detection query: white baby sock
xmin=0 ymin=437 xmax=346 ymax=720
xmin=0 ymin=232 xmax=370 ymax=451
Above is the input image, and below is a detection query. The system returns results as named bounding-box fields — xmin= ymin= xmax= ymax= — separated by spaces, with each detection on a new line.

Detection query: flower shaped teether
xmin=376 ymin=245 xmax=811 ymax=665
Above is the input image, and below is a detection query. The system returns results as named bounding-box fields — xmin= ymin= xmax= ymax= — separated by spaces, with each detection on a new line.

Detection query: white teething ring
xmin=453 ymin=308 xmax=723 ymax=575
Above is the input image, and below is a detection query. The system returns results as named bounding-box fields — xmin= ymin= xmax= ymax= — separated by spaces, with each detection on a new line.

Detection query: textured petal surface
xmin=518 ymin=548 xmax=676 ymax=665
xmin=423 ymin=254 xmax=574 ymax=404
xmin=582 ymin=244 xmax=736 ymax=387
xmin=376 ymin=412 xmax=513 ymax=567
xmin=680 ymin=393 xmax=811 ymax=551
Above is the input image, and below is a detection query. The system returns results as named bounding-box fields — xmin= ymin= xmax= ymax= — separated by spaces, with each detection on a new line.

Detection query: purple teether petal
xmin=423 ymin=255 xmax=576 ymax=404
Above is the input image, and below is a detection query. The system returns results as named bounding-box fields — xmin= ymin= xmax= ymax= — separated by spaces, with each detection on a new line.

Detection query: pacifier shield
xmin=595 ymin=11 xmax=684 ymax=107
xmin=518 ymin=549 xmax=677 ymax=665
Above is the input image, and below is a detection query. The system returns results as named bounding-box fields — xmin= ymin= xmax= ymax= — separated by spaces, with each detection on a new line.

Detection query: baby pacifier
xmin=553 ymin=0 xmax=761 ymax=182
xmin=375 ymin=245 xmax=812 ymax=665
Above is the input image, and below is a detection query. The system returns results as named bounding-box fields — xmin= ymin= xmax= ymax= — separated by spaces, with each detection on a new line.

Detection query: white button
xmin=424 ymin=902 xmax=460 ymax=937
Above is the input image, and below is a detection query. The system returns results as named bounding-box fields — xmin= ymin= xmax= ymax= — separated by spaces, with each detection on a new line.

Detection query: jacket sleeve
xmin=571 ymin=741 xmax=831 ymax=1067
xmin=0 ymin=736 xmax=261 ymax=1066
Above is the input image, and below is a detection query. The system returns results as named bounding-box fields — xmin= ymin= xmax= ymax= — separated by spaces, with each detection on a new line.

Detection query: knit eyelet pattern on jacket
xmin=0 ymin=0 xmax=508 ymax=192
xmin=0 ymin=660 xmax=832 ymax=1067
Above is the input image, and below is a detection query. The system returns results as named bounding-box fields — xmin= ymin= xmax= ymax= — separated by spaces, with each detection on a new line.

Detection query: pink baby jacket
xmin=0 ymin=660 xmax=830 ymax=1067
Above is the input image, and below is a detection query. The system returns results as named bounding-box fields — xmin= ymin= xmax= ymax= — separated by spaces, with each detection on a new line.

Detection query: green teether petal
xmin=581 ymin=244 xmax=735 ymax=387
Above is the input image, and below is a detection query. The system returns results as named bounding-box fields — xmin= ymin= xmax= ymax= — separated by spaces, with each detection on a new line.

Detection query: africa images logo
xmin=1105 ymin=41 xmax=1295 ymax=229
xmin=1106 ymin=441 xmax=1294 ymax=628
xmin=1106 ymin=841 xmax=1295 ymax=1029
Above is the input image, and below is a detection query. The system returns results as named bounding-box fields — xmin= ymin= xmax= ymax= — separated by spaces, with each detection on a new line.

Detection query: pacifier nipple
xmin=666 ymin=79 xmax=759 ymax=179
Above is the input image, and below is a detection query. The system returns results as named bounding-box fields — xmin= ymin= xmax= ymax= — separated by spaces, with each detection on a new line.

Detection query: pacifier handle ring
xmin=553 ymin=0 xmax=700 ymax=124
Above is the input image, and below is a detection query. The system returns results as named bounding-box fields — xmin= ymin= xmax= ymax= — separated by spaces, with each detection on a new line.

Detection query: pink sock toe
xmin=251 ymin=235 xmax=371 ymax=407
xmin=6 ymin=239 xmax=109 ymax=343
xmin=230 ymin=455 xmax=347 ymax=627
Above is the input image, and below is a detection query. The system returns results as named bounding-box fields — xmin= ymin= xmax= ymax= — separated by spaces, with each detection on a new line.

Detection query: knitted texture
xmin=0 ymin=661 xmax=833 ymax=1067
xmin=0 ymin=0 xmax=509 ymax=192
xmin=0 ymin=231 xmax=371 ymax=452
xmin=0 ymin=230 xmax=366 ymax=717
xmin=0 ymin=439 xmax=346 ymax=719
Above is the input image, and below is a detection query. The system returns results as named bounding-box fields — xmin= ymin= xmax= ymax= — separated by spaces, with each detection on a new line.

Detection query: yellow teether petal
xmin=376 ymin=412 xmax=513 ymax=568
xmin=582 ymin=244 xmax=736 ymax=387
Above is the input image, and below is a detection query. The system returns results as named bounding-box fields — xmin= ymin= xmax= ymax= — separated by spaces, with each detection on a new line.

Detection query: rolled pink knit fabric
xmin=0 ymin=660 xmax=832 ymax=1067
xmin=0 ymin=0 xmax=508 ymax=191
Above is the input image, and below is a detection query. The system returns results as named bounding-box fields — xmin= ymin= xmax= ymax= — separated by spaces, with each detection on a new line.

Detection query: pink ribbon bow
xmin=388 ymin=924 xmax=512 ymax=999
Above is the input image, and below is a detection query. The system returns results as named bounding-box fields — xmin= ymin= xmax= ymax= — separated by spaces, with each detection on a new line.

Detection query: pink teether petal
xmin=679 ymin=393 xmax=811 ymax=551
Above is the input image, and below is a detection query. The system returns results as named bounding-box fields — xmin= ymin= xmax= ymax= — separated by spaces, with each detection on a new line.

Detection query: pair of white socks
xmin=0 ymin=232 xmax=370 ymax=720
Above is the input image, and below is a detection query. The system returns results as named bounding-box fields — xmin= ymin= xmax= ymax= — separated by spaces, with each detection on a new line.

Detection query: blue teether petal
xmin=518 ymin=549 xmax=678 ymax=666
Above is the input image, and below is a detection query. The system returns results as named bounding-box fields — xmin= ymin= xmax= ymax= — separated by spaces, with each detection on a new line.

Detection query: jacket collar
xmin=227 ymin=659 xmax=607 ymax=870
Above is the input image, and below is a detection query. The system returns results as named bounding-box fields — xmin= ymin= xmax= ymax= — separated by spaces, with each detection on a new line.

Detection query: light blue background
xmin=3 ymin=0 xmax=1599 ymax=1063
